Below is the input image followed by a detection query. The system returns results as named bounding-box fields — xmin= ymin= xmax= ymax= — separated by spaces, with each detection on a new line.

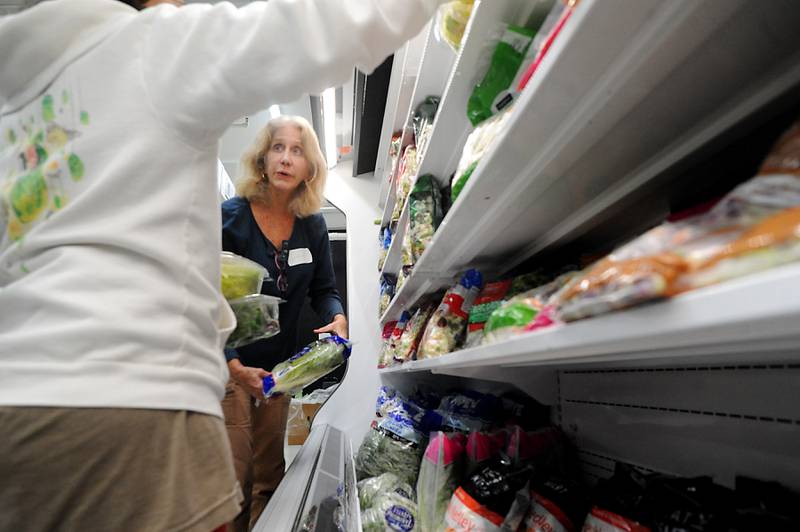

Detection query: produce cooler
xmin=260 ymin=0 xmax=800 ymax=529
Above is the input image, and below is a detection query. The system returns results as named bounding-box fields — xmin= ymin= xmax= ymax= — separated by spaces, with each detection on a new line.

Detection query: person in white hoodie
xmin=0 ymin=0 xmax=442 ymax=530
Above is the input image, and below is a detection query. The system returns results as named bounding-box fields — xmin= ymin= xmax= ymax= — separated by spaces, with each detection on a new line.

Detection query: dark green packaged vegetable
xmin=226 ymin=294 xmax=280 ymax=348
xmin=467 ymin=25 xmax=536 ymax=126
xmin=408 ymin=174 xmax=444 ymax=263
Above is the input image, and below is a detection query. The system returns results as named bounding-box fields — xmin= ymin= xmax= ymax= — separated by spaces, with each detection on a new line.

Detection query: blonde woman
xmin=221 ymin=115 xmax=348 ymax=531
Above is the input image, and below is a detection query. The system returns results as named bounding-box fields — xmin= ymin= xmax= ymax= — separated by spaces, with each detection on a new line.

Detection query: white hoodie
xmin=0 ymin=0 xmax=439 ymax=417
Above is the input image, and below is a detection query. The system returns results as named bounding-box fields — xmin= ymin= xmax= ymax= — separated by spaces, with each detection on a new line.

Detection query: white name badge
xmin=288 ymin=247 xmax=313 ymax=267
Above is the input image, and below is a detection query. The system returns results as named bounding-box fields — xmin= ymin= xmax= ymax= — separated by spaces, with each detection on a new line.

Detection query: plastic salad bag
xmin=435 ymin=0 xmax=475 ymax=52
xmin=226 ymin=294 xmax=281 ymax=348
xmin=378 ymin=226 xmax=392 ymax=271
xmin=262 ymin=335 xmax=352 ymax=397
xmin=392 ymin=146 xmax=419 ymax=222
xmin=359 ymin=473 xmax=416 ymax=511
xmin=583 ymin=463 xmax=652 ymax=532
xmin=413 ymin=96 xmax=441 ymax=163
xmin=466 ymin=430 xmax=509 ymax=477
xmin=436 ymin=390 xmax=498 ymax=432
xmin=417 ymin=431 xmax=467 ymax=532
xmin=397 ymin=264 xmax=413 ymax=294
xmin=378 ymin=320 xmax=398 ymax=368
xmin=444 ymin=457 xmax=534 ymax=532
xmin=482 ymin=271 xmax=577 ymax=344
xmin=220 ymin=251 xmax=269 ymax=300
xmin=395 ymin=303 xmax=436 ymax=363
xmin=523 ymin=477 xmax=588 ymax=532
xmin=400 ymin=216 xmax=415 ymax=270
xmin=356 ymin=394 xmax=441 ymax=487
xmin=515 ymin=0 xmax=576 ymax=93
xmin=466 ymin=279 xmax=513 ymax=347
xmin=380 ymin=311 xmax=410 ymax=368
xmin=467 ymin=25 xmax=536 ymax=126
xmin=418 ymin=269 xmax=484 ymax=359
xmin=409 ymin=174 xmax=444 ymax=263
xmin=451 ymin=108 xmax=513 ymax=203
xmin=361 ymin=492 xmax=419 ymax=532
xmin=379 ymin=275 xmax=395 ymax=318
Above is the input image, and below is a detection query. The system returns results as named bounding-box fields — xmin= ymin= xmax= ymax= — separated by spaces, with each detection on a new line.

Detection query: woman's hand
xmin=228 ymin=359 xmax=269 ymax=399
xmin=314 ymin=314 xmax=349 ymax=339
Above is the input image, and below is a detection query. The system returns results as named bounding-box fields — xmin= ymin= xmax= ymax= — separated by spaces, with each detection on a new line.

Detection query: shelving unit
xmin=381 ymin=262 xmax=800 ymax=375
xmin=369 ymin=0 xmax=800 ymax=494
xmin=379 ymin=0 xmax=800 ymax=325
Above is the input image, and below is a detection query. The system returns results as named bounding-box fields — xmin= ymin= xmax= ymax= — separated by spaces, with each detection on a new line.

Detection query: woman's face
xmin=263 ymin=126 xmax=312 ymax=194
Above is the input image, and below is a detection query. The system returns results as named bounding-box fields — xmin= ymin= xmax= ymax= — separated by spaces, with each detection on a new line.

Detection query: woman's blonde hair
xmin=236 ymin=115 xmax=327 ymax=218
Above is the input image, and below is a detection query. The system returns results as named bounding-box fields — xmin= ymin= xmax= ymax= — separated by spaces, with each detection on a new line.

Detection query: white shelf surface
xmin=381 ymin=263 xmax=800 ymax=374
xmin=379 ymin=0 xmax=800 ymax=325
xmin=379 ymin=196 xmax=410 ymax=278
xmin=378 ymin=0 xmax=527 ymax=284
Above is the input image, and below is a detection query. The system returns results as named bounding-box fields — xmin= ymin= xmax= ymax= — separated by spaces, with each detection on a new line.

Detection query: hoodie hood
xmin=0 ymin=0 xmax=135 ymax=112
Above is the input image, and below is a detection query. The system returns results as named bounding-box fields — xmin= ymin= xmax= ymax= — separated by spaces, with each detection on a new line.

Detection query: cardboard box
xmin=286 ymin=402 xmax=324 ymax=446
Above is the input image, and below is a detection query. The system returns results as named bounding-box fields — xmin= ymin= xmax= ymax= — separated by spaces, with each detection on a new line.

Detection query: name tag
xmin=288 ymin=247 xmax=313 ymax=267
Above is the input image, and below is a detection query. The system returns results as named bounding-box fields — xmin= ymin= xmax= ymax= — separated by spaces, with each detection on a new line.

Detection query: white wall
xmin=312 ymin=161 xmax=382 ymax=446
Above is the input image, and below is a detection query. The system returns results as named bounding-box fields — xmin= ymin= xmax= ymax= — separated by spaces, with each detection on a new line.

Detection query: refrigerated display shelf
xmin=378 ymin=0 xmax=800 ymax=325
xmin=380 ymin=263 xmax=800 ymax=374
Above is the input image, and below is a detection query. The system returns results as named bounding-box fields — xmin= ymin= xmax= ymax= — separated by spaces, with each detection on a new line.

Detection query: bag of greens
xmin=226 ymin=294 xmax=281 ymax=348
xmin=418 ymin=269 xmax=483 ymax=359
xmin=358 ymin=473 xmax=416 ymax=511
xmin=409 ymin=174 xmax=444 ymax=263
xmin=467 ymin=25 xmax=536 ymax=126
xmin=417 ymin=431 xmax=467 ymax=531
xmin=262 ymin=335 xmax=352 ymax=397
xmin=361 ymin=491 xmax=419 ymax=532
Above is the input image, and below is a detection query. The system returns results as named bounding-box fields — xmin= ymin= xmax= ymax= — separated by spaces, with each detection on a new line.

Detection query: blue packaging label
xmin=385 ymin=505 xmax=415 ymax=532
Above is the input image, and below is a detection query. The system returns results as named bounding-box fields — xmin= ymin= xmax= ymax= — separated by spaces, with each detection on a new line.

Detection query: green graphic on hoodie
xmin=2 ymin=91 xmax=87 ymax=243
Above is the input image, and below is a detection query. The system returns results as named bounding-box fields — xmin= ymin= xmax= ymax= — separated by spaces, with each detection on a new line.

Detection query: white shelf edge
xmin=379 ymin=196 xmax=411 ymax=279
xmin=379 ymin=263 xmax=800 ymax=374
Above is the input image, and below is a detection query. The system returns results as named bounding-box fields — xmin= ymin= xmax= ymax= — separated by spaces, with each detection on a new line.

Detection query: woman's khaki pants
xmin=222 ymin=379 xmax=291 ymax=532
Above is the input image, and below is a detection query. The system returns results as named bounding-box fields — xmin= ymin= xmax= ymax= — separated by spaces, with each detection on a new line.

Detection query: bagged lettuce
xmin=418 ymin=269 xmax=483 ymax=359
xmin=466 ymin=280 xmax=513 ymax=347
xmin=395 ymin=303 xmax=436 ymax=363
xmin=557 ymin=119 xmax=800 ymax=322
xmin=417 ymin=432 xmax=467 ymax=532
xmin=467 ymin=25 xmax=536 ymax=126
xmin=444 ymin=457 xmax=533 ymax=531
xmin=362 ymin=492 xmax=419 ymax=532
xmin=262 ymin=335 xmax=352 ymax=397
xmin=466 ymin=430 xmax=509 ymax=477
xmin=359 ymin=473 xmax=416 ymax=511
xmin=451 ymin=109 xmax=513 ymax=204
xmin=436 ymin=390 xmax=498 ymax=432
xmin=378 ymin=320 xmax=399 ymax=368
xmin=392 ymin=146 xmax=419 ymax=222
xmin=522 ymin=477 xmax=588 ymax=532
xmin=409 ymin=174 xmax=444 ymax=262
xmin=380 ymin=276 xmax=395 ymax=318
xmin=412 ymin=96 xmax=441 ymax=163
xmin=435 ymin=0 xmax=475 ymax=52
xmin=357 ymin=394 xmax=442 ymax=487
